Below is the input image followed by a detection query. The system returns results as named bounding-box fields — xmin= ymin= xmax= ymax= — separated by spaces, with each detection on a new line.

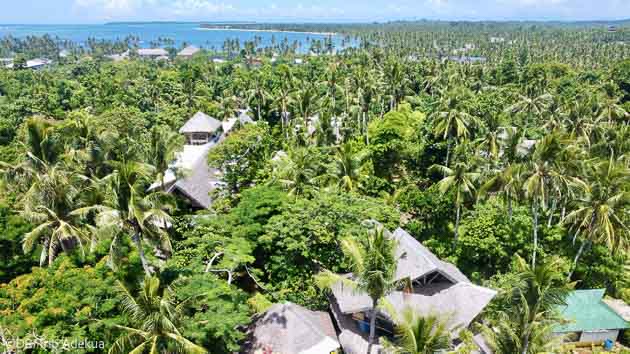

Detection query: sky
xmin=0 ymin=0 xmax=629 ymax=24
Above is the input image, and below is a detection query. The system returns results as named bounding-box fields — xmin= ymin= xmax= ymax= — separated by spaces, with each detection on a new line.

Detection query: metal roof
xmin=555 ymin=289 xmax=630 ymax=333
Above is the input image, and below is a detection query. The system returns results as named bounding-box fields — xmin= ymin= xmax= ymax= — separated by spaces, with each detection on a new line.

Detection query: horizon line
xmin=0 ymin=17 xmax=629 ymax=27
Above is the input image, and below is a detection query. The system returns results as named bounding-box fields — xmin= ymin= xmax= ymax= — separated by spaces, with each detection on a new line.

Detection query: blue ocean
xmin=0 ymin=22 xmax=343 ymax=51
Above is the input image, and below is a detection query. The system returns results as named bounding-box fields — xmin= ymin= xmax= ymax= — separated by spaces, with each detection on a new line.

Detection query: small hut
xmin=179 ymin=112 xmax=223 ymax=145
xmin=554 ymin=289 xmax=629 ymax=343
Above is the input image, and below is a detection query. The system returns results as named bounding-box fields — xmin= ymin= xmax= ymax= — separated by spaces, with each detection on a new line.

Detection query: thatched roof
xmin=332 ymin=282 xmax=496 ymax=330
xmin=391 ymin=228 xmax=469 ymax=283
xmin=244 ymin=302 xmax=339 ymax=354
xmin=168 ymin=154 xmax=223 ymax=209
xmin=179 ymin=112 xmax=222 ymax=134
xmin=330 ymin=226 xmax=496 ymax=331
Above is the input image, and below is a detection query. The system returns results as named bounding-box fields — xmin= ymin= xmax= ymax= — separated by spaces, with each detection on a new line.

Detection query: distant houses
xmin=137 ymin=48 xmax=169 ymax=60
xmin=177 ymin=45 xmax=200 ymax=58
xmin=5 ymin=58 xmax=52 ymax=70
xmin=554 ymin=289 xmax=630 ymax=343
xmin=106 ymin=51 xmax=129 ymax=62
xmin=329 ymin=227 xmax=497 ymax=353
xmin=447 ymin=56 xmax=487 ymax=64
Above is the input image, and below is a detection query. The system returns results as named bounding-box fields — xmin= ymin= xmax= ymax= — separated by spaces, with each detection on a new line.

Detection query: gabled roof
xmin=137 ymin=48 xmax=168 ymax=56
xmin=246 ymin=302 xmax=339 ymax=354
xmin=555 ymin=289 xmax=630 ymax=333
xmin=178 ymin=45 xmax=200 ymax=57
xmin=179 ymin=112 xmax=222 ymax=134
xmin=168 ymin=153 xmax=223 ymax=209
xmin=332 ymin=282 xmax=496 ymax=330
xmin=391 ymin=228 xmax=469 ymax=283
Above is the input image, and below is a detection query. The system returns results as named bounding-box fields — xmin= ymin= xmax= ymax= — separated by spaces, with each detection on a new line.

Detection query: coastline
xmin=196 ymin=27 xmax=337 ymax=36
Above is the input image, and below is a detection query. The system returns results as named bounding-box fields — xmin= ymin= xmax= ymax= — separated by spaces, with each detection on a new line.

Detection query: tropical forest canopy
xmin=0 ymin=19 xmax=630 ymax=353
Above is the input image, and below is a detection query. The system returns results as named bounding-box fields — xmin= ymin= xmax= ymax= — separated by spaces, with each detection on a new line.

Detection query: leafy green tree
xmin=0 ymin=258 xmax=125 ymax=354
xmin=261 ymin=192 xmax=399 ymax=307
xmin=172 ymin=274 xmax=252 ymax=354
xmin=207 ymin=123 xmax=273 ymax=194
xmin=0 ymin=203 xmax=34 ymax=282
xmin=269 ymin=147 xmax=322 ymax=196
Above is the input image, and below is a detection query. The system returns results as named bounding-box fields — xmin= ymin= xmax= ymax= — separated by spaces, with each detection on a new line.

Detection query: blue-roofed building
xmin=554 ymin=289 xmax=629 ymax=343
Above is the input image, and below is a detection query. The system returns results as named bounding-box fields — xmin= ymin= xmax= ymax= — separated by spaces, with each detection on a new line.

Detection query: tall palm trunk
xmin=132 ymin=231 xmax=152 ymax=276
xmin=445 ymin=138 xmax=452 ymax=167
xmin=521 ymin=334 xmax=530 ymax=354
xmin=454 ymin=204 xmax=461 ymax=244
xmin=547 ymin=198 xmax=557 ymax=227
xmin=508 ymin=197 xmax=513 ymax=221
xmin=568 ymin=240 xmax=589 ymax=280
xmin=367 ymin=298 xmax=378 ymax=354
xmin=363 ymin=111 xmax=369 ymax=145
xmin=531 ymin=201 xmax=539 ymax=269
xmin=40 ymin=237 xmax=50 ymax=267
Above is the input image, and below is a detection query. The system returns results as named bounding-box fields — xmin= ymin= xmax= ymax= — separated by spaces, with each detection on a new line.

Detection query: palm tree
xmin=316 ymin=225 xmax=398 ymax=354
xmin=329 ymin=142 xmax=369 ymax=192
xmin=22 ymin=166 xmax=89 ymax=266
xmin=0 ymin=116 xmax=60 ymax=189
xmin=522 ymin=132 xmax=575 ymax=268
xmin=269 ymin=148 xmax=319 ymax=196
xmin=430 ymin=162 xmax=480 ymax=243
xmin=431 ymin=88 xmax=479 ymax=166
xmin=109 ymin=276 xmax=207 ymax=354
xmin=505 ymin=92 xmax=553 ymax=126
xmin=273 ymin=64 xmax=294 ymax=138
xmin=91 ymin=161 xmax=174 ymax=275
xmin=246 ymin=71 xmax=270 ymax=120
xmin=480 ymin=164 xmax=522 ymax=220
xmin=382 ymin=307 xmax=451 ymax=354
xmin=482 ymin=255 xmax=572 ymax=354
xmin=147 ymin=125 xmax=183 ymax=188
xmin=481 ymin=297 xmax=561 ymax=354
xmin=564 ymin=156 xmax=630 ymax=279
xmin=596 ymin=94 xmax=629 ymax=125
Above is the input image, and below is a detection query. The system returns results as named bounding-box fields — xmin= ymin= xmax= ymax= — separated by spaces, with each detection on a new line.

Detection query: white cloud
xmin=170 ymin=0 xmax=235 ymax=16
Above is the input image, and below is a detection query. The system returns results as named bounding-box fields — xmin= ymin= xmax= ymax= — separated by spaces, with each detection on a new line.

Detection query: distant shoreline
xmin=196 ymin=27 xmax=337 ymax=36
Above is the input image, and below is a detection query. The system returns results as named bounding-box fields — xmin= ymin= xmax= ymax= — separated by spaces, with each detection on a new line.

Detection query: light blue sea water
xmin=0 ymin=22 xmax=343 ymax=51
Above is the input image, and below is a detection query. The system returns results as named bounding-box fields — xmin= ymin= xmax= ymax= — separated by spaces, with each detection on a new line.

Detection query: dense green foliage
xmin=0 ymin=20 xmax=629 ymax=353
